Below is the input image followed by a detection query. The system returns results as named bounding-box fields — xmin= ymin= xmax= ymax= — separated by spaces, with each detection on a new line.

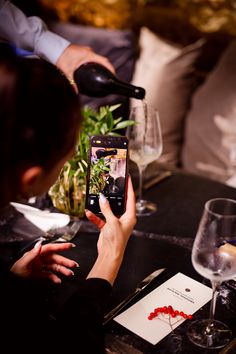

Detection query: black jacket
xmin=0 ymin=269 xmax=112 ymax=353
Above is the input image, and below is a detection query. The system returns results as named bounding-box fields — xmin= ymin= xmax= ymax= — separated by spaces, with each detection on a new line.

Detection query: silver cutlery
xmin=134 ymin=171 xmax=172 ymax=196
xmin=144 ymin=171 xmax=172 ymax=191
xmin=219 ymin=336 xmax=236 ymax=354
xmin=103 ymin=268 xmax=166 ymax=325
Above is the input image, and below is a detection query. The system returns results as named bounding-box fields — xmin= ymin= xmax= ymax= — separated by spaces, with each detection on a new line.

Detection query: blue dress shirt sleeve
xmin=0 ymin=0 xmax=70 ymax=63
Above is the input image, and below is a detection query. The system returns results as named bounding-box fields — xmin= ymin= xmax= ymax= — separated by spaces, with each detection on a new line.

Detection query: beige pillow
xmin=181 ymin=40 xmax=236 ymax=184
xmin=130 ymin=27 xmax=204 ymax=166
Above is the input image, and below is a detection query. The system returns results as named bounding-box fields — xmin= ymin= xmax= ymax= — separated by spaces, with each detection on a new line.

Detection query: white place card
xmin=114 ymin=272 xmax=212 ymax=345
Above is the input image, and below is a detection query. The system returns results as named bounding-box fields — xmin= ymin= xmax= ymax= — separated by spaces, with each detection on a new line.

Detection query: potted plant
xmin=48 ymin=104 xmax=134 ymax=217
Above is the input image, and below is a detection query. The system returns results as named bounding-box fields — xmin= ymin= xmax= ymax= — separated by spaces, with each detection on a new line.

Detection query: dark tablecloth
xmin=53 ymin=170 xmax=236 ymax=353
xmin=2 ymin=170 xmax=236 ymax=353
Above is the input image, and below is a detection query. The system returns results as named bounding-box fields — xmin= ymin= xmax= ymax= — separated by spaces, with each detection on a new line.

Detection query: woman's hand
xmin=10 ymin=242 xmax=79 ymax=284
xmin=85 ymin=176 xmax=136 ymax=285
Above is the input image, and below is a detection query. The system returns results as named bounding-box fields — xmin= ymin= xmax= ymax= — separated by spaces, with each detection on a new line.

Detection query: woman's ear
xmin=20 ymin=166 xmax=43 ymax=196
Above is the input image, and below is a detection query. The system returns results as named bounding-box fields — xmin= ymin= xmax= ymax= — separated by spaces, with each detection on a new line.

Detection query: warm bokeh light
xmin=37 ymin=0 xmax=236 ymax=47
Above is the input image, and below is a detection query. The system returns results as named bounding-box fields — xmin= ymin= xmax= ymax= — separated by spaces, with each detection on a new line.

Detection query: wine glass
xmin=127 ymin=104 xmax=163 ymax=216
xmin=109 ymin=158 xmax=125 ymax=194
xmin=187 ymin=198 xmax=236 ymax=349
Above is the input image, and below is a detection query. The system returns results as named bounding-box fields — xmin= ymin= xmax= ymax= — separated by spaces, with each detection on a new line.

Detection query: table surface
xmin=51 ymin=169 xmax=236 ymax=354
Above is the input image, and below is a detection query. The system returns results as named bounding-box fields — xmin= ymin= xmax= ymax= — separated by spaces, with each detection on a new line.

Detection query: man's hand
xmin=56 ymin=44 xmax=115 ymax=90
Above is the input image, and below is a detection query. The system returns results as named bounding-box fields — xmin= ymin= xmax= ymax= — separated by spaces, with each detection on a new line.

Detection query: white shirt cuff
xmin=34 ymin=29 xmax=70 ymax=64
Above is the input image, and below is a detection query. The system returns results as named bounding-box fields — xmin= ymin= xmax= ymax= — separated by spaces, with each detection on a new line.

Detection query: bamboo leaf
xmin=109 ymin=103 xmax=121 ymax=112
xmin=113 ymin=120 xmax=136 ymax=130
xmin=108 ymin=131 xmax=121 ymax=136
xmin=49 ymin=103 xmax=134 ymax=215
xmin=114 ymin=117 xmax=123 ymax=125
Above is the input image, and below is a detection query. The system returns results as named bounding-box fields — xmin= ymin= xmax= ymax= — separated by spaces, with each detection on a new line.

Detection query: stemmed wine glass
xmin=187 ymin=198 xmax=236 ymax=349
xmin=109 ymin=158 xmax=122 ymax=194
xmin=127 ymin=104 xmax=163 ymax=216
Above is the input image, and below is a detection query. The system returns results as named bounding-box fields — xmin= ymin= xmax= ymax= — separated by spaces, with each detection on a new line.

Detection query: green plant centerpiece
xmin=48 ymin=104 xmax=134 ymax=218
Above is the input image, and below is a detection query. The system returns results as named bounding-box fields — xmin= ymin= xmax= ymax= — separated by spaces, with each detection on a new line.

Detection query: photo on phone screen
xmin=85 ymin=135 xmax=129 ymax=216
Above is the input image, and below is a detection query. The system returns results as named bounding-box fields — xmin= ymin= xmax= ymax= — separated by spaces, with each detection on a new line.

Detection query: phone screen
xmin=85 ymin=135 xmax=129 ymax=216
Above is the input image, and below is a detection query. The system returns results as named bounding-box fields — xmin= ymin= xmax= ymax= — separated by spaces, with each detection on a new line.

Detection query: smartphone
xmin=85 ymin=135 xmax=129 ymax=216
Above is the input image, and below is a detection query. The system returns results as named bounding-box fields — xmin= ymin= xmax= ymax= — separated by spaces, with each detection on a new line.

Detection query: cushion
xmin=49 ymin=21 xmax=137 ymax=115
xmin=130 ymin=27 xmax=205 ymax=167
xmin=181 ymin=39 xmax=236 ymax=184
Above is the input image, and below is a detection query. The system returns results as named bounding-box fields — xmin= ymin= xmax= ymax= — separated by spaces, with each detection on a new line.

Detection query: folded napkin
xmin=10 ymin=202 xmax=70 ymax=232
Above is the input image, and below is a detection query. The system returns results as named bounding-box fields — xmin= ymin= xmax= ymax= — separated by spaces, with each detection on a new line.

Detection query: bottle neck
xmin=106 ymin=77 xmax=145 ymax=100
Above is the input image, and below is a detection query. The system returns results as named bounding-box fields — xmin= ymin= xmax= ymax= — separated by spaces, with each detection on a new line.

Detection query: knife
xmin=144 ymin=171 xmax=172 ymax=191
xmin=135 ymin=171 xmax=172 ymax=197
xmin=103 ymin=268 xmax=166 ymax=325
xmin=219 ymin=336 xmax=236 ymax=354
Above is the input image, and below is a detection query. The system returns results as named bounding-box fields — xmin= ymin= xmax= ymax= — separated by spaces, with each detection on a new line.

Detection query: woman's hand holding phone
xmin=85 ymin=176 xmax=136 ymax=285
xmin=85 ymin=135 xmax=129 ymax=217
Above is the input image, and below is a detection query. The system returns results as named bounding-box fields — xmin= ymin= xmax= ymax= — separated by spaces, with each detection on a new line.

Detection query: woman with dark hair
xmin=0 ymin=46 xmax=136 ymax=353
xmin=0 ymin=44 xmax=81 ymax=278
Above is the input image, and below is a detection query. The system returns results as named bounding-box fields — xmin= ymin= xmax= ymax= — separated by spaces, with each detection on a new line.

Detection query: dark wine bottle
xmin=74 ymin=62 xmax=145 ymax=99
xmin=95 ymin=149 xmax=117 ymax=159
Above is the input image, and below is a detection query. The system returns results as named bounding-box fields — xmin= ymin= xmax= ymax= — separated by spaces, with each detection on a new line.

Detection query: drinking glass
xmin=127 ymin=104 xmax=163 ymax=216
xmin=187 ymin=198 xmax=236 ymax=349
xmin=109 ymin=158 xmax=122 ymax=194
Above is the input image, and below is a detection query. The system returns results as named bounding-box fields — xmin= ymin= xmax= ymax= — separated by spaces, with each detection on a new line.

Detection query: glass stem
xmin=138 ymin=165 xmax=145 ymax=205
xmin=206 ymin=280 xmax=221 ymax=333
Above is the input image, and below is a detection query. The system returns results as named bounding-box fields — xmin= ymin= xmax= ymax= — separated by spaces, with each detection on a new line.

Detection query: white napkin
xmin=10 ymin=202 xmax=70 ymax=232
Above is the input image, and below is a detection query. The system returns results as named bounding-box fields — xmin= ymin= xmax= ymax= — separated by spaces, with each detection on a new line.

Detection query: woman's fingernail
xmin=99 ymin=193 xmax=107 ymax=204
xmin=70 ymin=270 xmax=74 ymax=276
xmin=71 ymin=243 xmax=76 ymax=248
xmin=34 ymin=240 xmax=43 ymax=249
xmin=74 ymin=262 xmax=79 ymax=267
